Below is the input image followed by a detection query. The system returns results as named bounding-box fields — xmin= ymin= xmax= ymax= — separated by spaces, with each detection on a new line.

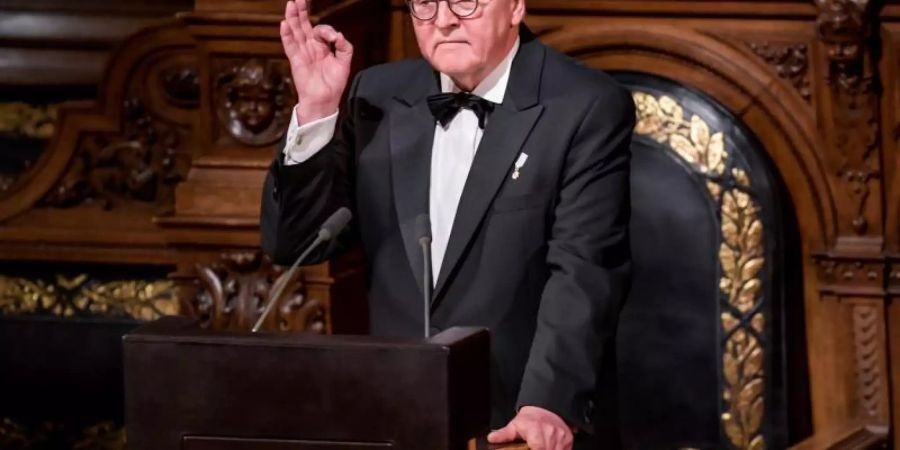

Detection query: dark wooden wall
xmin=0 ymin=0 xmax=898 ymax=449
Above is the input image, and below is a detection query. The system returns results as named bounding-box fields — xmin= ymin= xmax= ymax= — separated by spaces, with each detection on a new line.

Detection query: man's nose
xmin=433 ymin=1 xmax=459 ymax=28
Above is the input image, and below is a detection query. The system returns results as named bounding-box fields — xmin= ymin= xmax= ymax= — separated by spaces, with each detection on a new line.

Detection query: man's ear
xmin=510 ymin=0 xmax=526 ymax=26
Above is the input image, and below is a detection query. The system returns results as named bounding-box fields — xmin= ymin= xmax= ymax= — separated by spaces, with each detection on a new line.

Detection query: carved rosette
xmin=634 ymin=92 xmax=767 ymax=450
xmin=816 ymin=0 xmax=881 ymax=235
xmin=212 ymin=58 xmax=297 ymax=147
xmin=188 ymin=251 xmax=324 ymax=333
xmin=746 ymin=42 xmax=811 ymax=102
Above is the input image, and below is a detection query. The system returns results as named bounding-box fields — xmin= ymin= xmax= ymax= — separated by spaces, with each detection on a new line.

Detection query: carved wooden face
xmin=214 ymin=59 xmax=295 ymax=147
xmin=232 ymin=83 xmax=276 ymax=134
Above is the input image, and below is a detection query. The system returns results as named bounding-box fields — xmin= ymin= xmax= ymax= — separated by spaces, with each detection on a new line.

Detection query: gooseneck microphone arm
xmin=252 ymin=207 xmax=353 ymax=333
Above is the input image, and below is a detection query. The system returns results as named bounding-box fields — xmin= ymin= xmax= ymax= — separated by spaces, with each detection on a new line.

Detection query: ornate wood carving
xmin=816 ymin=0 xmax=881 ymax=236
xmin=41 ymin=96 xmax=192 ymax=212
xmin=746 ymin=42 xmax=812 ymax=102
xmin=213 ymin=58 xmax=296 ymax=147
xmin=185 ymin=251 xmax=325 ymax=333
xmin=813 ymin=254 xmax=886 ymax=297
xmin=852 ymin=303 xmax=883 ymax=419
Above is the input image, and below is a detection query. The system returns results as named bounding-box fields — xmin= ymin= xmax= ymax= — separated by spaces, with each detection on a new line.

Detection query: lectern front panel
xmin=124 ymin=317 xmax=490 ymax=450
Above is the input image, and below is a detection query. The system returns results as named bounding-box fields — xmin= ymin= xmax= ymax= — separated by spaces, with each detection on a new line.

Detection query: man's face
xmin=411 ymin=0 xmax=524 ymax=81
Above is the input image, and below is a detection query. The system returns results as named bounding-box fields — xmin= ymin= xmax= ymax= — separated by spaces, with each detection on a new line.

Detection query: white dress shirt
xmin=283 ymin=37 xmax=520 ymax=284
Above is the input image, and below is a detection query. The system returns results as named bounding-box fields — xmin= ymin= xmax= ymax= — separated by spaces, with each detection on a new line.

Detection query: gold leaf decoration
xmin=0 ymin=417 xmax=125 ymax=450
xmin=0 ymin=102 xmax=58 ymax=139
xmin=634 ymin=90 xmax=767 ymax=450
xmin=0 ymin=275 xmax=177 ymax=321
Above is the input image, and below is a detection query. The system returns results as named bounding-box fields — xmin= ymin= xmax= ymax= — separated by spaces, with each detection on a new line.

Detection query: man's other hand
xmin=487 ymin=406 xmax=574 ymax=450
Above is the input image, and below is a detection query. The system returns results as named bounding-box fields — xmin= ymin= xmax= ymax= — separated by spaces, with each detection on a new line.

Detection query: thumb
xmin=487 ymin=422 xmax=519 ymax=443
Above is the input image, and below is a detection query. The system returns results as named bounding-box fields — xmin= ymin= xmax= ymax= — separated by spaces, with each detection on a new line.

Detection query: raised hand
xmin=281 ymin=0 xmax=353 ymax=124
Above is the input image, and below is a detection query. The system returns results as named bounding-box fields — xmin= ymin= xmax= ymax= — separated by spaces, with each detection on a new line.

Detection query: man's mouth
xmin=436 ymin=40 xmax=468 ymax=47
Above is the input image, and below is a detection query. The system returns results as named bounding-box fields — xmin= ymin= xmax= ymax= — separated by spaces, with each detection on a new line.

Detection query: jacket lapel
xmin=433 ymin=29 xmax=547 ymax=301
xmin=390 ymin=65 xmax=440 ymax=296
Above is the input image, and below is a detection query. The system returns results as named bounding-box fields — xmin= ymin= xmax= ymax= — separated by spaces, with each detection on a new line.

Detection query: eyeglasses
xmin=405 ymin=0 xmax=479 ymax=21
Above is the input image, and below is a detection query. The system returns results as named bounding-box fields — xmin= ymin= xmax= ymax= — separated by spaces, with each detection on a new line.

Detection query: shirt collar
xmin=439 ymin=36 xmax=520 ymax=104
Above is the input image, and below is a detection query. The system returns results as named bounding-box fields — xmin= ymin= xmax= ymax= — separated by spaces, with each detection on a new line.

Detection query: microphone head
xmin=318 ymin=207 xmax=353 ymax=241
xmin=415 ymin=214 xmax=431 ymax=244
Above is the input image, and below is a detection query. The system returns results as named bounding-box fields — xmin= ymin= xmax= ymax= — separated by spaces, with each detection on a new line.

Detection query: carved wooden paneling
xmin=746 ymin=42 xmax=812 ymax=103
xmin=816 ymin=0 xmax=882 ymax=238
xmin=174 ymin=251 xmax=326 ymax=333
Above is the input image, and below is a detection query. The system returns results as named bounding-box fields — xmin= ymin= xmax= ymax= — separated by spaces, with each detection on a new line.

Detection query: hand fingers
xmin=521 ymin=424 xmax=547 ymax=450
xmin=542 ymin=424 xmax=558 ymax=450
xmin=333 ymin=32 xmax=353 ymax=63
xmin=285 ymin=1 xmax=307 ymax=43
xmin=312 ymin=24 xmax=338 ymax=42
xmin=312 ymin=25 xmax=353 ymax=63
xmin=294 ymin=0 xmax=316 ymax=39
xmin=543 ymin=424 xmax=573 ymax=450
xmin=486 ymin=423 xmax=519 ymax=443
xmin=309 ymin=24 xmax=337 ymax=60
xmin=280 ymin=20 xmax=299 ymax=54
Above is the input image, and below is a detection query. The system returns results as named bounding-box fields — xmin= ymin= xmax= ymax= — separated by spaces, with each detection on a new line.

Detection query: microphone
xmin=252 ymin=207 xmax=353 ymax=332
xmin=415 ymin=214 xmax=433 ymax=338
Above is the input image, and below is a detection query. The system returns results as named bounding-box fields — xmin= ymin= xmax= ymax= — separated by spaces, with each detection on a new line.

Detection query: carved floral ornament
xmin=41 ymin=97 xmax=192 ymax=211
xmin=746 ymin=42 xmax=811 ymax=102
xmin=191 ymin=251 xmax=325 ymax=333
xmin=634 ymin=91 xmax=766 ymax=450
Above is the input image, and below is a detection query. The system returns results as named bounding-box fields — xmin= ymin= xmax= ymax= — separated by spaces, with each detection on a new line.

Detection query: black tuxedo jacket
xmin=261 ymin=26 xmax=635 ymax=448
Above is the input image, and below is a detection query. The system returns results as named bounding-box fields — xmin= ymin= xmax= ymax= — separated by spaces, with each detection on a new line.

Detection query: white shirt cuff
xmin=283 ymin=105 xmax=339 ymax=165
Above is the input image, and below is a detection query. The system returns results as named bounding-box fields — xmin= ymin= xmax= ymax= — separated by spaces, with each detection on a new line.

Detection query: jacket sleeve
xmin=260 ymin=72 xmax=362 ymax=266
xmin=515 ymin=84 xmax=636 ymax=433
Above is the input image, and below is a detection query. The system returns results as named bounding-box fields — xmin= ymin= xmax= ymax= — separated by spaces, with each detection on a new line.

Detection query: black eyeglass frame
xmin=404 ymin=0 xmax=479 ymax=21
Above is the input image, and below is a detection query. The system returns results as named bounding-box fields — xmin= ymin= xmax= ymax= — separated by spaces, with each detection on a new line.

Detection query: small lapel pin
xmin=512 ymin=153 xmax=529 ymax=180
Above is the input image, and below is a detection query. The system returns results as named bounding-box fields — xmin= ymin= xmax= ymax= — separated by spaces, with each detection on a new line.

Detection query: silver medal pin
xmin=512 ymin=153 xmax=529 ymax=180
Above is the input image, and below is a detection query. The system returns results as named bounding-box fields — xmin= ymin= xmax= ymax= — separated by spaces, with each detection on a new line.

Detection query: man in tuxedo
xmin=261 ymin=0 xmax=635 ymax=448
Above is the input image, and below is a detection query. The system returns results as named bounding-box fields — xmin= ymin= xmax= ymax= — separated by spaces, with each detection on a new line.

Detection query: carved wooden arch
xmin=534 ymin=22 xmax=836 ymax=250
xmin=529 ymin=19 xmax=862 ymax=438
xmin=0 ymin=21 xmax=198 ymax=222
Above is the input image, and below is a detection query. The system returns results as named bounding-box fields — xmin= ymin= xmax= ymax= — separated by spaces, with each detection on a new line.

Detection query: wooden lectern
xmin=123 ymin=316 xmax=490 ymax=450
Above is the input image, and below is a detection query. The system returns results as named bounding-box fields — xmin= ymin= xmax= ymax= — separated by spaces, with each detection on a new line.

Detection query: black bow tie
xmin=427 ymin=92 xmax=495 ymax=129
